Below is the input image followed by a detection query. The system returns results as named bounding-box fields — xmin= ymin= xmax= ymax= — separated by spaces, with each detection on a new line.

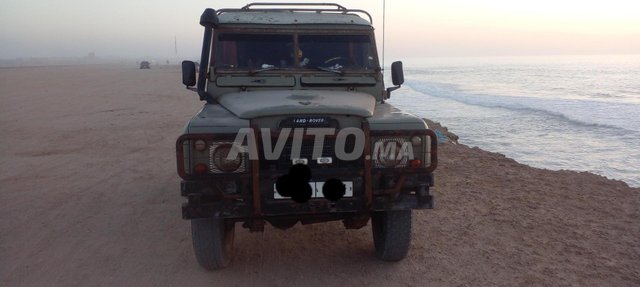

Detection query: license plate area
xmin=273 ymin=181 xmax=353 ymax=200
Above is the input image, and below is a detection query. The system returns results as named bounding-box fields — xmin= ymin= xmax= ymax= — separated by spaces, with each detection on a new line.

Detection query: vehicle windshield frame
xmin=211 ymin=29 xmax=379 ymax=75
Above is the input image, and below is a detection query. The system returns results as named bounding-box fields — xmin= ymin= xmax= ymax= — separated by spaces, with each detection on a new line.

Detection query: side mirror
xmin=182 ymin=60 xmax=196 ymax=87
xmin=391 ymin=61 xmax=404 ymax=86
xmin=386 ymin=61 xmax=404 ymax=99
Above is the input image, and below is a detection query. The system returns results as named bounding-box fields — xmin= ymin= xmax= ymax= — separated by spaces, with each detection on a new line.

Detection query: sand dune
xmin=1 ymin=65 xmax=638 ymax=286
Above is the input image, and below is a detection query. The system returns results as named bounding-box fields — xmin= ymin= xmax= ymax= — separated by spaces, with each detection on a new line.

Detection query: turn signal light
xmin=409 ymin=159 xmax=422 ymax=168
xmin=194 ymin=163 xmax=208 ymax=175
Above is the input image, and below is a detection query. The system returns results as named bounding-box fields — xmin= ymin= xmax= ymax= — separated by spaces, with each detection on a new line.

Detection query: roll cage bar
xmin=216 ymin=2 xmax=373 ymax=24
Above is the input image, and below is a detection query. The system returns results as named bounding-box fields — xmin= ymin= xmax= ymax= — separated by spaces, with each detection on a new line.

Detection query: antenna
xmin=382 ymin=0 xmax=386 ymax=72
xmin=174 ymin=36 xmax=178 ymax=56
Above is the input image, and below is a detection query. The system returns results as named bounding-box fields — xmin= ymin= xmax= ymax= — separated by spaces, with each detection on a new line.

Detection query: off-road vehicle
xmin=140 ymin=61 xmax=150 ymax=69
xmin=178 ymin=3 xmax=437 ymax=270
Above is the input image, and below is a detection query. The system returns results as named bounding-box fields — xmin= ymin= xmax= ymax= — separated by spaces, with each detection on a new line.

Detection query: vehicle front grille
xmin=259 ymin=135 xmax=362 ymax=171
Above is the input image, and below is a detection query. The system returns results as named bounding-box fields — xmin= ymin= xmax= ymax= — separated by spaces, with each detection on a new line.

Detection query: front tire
xmin=191 ymin=218 xmax=235 ymax=270
xmin=371 ymin=209 xmax=412 ymax=261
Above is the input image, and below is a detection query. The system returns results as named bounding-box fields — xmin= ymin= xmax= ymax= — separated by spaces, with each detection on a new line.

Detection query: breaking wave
xmin=406 ymin=80 xmax=640 ymax=135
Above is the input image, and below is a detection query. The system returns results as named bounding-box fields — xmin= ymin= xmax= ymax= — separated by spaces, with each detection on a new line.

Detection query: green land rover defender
xmin=178 ymin=3 xmax=437 ymax=270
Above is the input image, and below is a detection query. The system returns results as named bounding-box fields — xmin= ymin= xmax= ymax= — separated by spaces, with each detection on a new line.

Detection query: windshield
xmin=298 ymin=34 xmax=374 ymax=70
xmin=215 ymin=34 xmax=294 ymax=69
xmin=214 ymin=33 xmax=377 ymax=72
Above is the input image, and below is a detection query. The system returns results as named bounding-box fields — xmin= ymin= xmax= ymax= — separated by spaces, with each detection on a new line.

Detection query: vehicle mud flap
xmin=417 ymin=185 xmax=434 ymax=209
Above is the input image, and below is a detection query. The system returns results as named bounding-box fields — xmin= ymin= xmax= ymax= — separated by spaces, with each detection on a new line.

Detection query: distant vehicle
xmin=140 ymin=61 xmax=150 ymax=69
xmin=178 ymin=2 xmax=438 ymax=270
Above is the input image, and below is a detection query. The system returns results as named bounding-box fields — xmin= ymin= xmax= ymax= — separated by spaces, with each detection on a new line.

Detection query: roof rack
xmin=216 ymin=2 xmax=373 ymax=24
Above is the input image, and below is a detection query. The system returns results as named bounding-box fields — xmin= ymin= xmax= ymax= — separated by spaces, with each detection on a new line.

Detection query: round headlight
xmin=411 ymin=136 xmax=422 ymax=146
xmin=211 ymin=144 xmax=242 ymax=172
xmin=376 ymin=139 xmax=406 ymax=168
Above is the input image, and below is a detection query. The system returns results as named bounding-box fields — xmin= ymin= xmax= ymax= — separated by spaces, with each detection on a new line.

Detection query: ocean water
xmin=388 ymin=55 xmax=640 ymax=187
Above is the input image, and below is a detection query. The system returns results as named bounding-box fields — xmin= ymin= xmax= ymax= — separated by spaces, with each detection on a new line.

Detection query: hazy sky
xmin=1 ymin=0 xmax=639 ymax=59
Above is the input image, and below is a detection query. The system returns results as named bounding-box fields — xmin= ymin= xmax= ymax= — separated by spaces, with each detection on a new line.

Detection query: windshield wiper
xmin=316 ymin=65 xmax=344 ymax=75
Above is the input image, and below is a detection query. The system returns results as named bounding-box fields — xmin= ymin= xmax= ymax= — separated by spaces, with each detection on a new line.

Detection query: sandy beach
xmin=1 ymin=65 xmax=638 ymax=286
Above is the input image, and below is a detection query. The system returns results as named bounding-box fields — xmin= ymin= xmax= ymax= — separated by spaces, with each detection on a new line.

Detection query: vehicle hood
xmin=218 ymin=90 xmax=376 ymax=119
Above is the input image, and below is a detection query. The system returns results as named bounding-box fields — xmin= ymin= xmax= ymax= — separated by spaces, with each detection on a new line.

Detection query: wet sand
xmin=1 ymin=65 xmax=638 ymax=286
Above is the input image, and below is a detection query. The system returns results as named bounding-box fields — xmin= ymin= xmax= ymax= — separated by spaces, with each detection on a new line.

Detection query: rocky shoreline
xmin=424 ymin=118 xmax=460 ymax=144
